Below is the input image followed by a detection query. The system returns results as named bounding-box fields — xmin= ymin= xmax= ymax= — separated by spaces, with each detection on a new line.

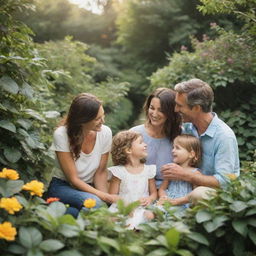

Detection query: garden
xmin=0 ymin=0 xmax=256 ymax=255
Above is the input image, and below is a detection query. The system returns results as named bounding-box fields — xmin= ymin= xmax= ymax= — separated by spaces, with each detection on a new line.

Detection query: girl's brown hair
xmin=111 ymin=130 xmax=143 ymax=166
xmin=144 ymin=88 xmax=182 ymax=142
xmin=62 ymin=93 xmax=102 ymax=160
xmin=174 ymin=134 xmax=201 ymax=167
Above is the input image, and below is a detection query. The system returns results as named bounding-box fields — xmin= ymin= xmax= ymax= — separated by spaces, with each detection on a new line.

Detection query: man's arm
xmin=161 ymin=163 xmax=219 ymax=188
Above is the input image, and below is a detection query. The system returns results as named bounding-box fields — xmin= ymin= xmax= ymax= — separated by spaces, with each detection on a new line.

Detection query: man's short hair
xmin=174 ymin=78 xmax=214 ymax=112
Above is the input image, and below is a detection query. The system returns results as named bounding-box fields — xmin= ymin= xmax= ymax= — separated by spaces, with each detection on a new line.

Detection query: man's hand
xmin=161 ymin=163 xmax=191 ymax=182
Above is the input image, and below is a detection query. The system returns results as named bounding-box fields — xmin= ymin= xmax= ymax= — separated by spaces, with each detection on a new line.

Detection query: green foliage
xmin=1 ymin=163 xmax=256 ymax=255
xmin=116 ymin=0 xmax=241 ymax=74
xmin=16 ymin=0 xmax=117 ymax=46
xmin=0 ymin=0 xmax=55 ymax=182
xmin=183 ymin=170 xmax=256 ymax=255
xmin=150 ymin=26 xmax=256 ymax=160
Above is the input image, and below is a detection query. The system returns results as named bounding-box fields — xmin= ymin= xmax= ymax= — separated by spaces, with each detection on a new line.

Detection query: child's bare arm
xmin=139 ymin=179 xmax=157 ymax=206
xmin=158 ymin=179 xmax=169 ymax=198
xmin=108 ymin=176 xmax=121 ymax=202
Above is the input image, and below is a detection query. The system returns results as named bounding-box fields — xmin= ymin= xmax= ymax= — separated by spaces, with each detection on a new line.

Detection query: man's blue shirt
xmin=183 ymin=113 xmax=240 ymax=187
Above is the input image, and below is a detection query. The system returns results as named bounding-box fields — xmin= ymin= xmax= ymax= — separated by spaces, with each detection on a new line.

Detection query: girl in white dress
xmin=108 ymin=130 xmax=157 ymax=229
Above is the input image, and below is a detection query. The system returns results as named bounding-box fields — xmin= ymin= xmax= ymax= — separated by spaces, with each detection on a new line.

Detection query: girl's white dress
xmin=108 ymin=164 xmax=156 ymax=229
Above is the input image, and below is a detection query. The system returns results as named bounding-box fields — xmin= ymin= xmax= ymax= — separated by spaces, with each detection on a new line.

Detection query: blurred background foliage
xmin=0 ymin=0 xmax=255 ymax=182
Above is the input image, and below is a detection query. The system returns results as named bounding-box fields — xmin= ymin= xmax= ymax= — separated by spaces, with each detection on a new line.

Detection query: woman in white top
xmin=47 ymin=93 xmax=118 ymax=217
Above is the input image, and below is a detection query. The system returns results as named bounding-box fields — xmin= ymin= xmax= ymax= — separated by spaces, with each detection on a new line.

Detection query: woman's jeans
xmin=47 ymin=177 xmax=104 ymax=217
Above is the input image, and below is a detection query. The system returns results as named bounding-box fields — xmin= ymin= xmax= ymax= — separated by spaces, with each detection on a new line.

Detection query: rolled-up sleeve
xmin=213 ymin=136 xmax=240 ymax=187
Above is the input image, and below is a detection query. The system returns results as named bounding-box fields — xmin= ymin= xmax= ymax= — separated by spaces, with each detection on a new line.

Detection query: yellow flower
xmin=83 ymin=198 xmax=96 ymax=208
xmin=0 ymin=222 xmax=17 ymax=241
xmin=22 ymin=180 xmax=44 ymax=197
xmin=226 ymin=173 xmax=237 ymax=181
xmin=0 ymin=197 xmax=23 ymax=214
xmin=0 ymin=168 xmax=19 ymax=180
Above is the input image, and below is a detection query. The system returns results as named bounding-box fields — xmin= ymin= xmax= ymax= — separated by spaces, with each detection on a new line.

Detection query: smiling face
xmin=148 ymin=97 xmax=167 ymax=128
xmin=84 ymin=105 xmax=105 ymax=132
xmin=175 ymin=93 xmax=196 ymax=123
xmin=129 ymin=135 xmax=147 ymax=160
xmin=172 ymin=140 xmax=194 ymax=166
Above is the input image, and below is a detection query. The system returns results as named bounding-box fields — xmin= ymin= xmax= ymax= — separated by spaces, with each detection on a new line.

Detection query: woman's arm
xmin=56 ymin=151 xmax=114 ymax=202
xmin=93 ymin=152 xmax=109 ymax=192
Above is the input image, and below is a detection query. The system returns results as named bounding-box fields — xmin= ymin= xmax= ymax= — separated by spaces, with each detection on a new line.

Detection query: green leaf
xmin=58 ymin=224 xmax=80 ymax=238
xmin=20 ymin=82 xmax=34 ymax=98
xmin=0 ymin=75 xmax=19 ymax=94
xmin=24 ymin=109 xmax=46 ymax=122
xmin=187 ymin=232 xmax=209 ymax=246
xmin=16 ymin=195 xmax=29 ymax=208
xmin=232 ymin=220 xmax=248 ymax=237
xmin=127 ymin=244 xmax=144 ymax=255
xmin=245 ymin=208 xmax=256 ymax=216
xmin=165 ymin=228 xmax=180 ymax=248
xmin=19 ymin=227 xmax=43 ymax=249
xmin=17 ymin=119 xmax=32 ymax=130
xmin=0 ymin=179 xmax=24 ymax=197
xmin=56 ymin=250 xmax=83 ymax=256
xmin=0 ymin=120 xmax=16 ymax=133
xmin=7 ymin=244 xmax=26 ymax=254
xmin=146 ymin=248 xmax=169 ymax=256
xmin=230 ymin=201 xmax=248 ymax=212
xmin=195 ymin=210 xmax=212 ymax=223
xmin=4 ymin=147 xmax=22 ymax=163
xmin=47 ymin=201 xmax=67 ymax=218
xmin=98 ymin=236 xmax=120 ymax=251
xmin=39 ymin=239 xmax=64 ymax=252
xmin=176 ymin=249 xmax=194 ymax=256
xmin=27 ymin=248 xmax=44 ymax=256
xmin=248 ymin=230 xmax=256 ymax=245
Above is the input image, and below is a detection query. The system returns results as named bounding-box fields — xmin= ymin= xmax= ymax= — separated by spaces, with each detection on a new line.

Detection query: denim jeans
xmin=47 ymin=177 xmax=104 ymax=217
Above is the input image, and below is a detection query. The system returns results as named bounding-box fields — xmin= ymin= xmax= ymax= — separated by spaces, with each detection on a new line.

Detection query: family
xmin=47 ymin=78 xmax=240 ymax=228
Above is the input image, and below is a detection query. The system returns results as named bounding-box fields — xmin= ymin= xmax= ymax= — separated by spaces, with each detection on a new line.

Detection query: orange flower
xmin=83 ymin=198 xmax=96 ymax=209
xmin=22 ymin=180 xmax=44 ymax=197
xmin=0 ymin=168 xmax=19 ymax=180
xmin=0 ymin=222 xmax=17 ymax=241
xmin=46 ymin=197 xmax=60 ymax=204
xmin=0 ymin=197 xmax=23 ymax=214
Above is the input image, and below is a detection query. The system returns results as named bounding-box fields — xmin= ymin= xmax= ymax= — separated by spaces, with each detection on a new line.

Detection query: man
xmin=162 ymin=78 xmax=240 ymax=201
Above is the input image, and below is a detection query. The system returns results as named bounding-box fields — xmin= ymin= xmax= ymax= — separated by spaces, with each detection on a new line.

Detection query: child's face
xmin=172 ymin=141 xmax=193 ymax=165
xmin=129 ymin=136 xmax=147 ymax=159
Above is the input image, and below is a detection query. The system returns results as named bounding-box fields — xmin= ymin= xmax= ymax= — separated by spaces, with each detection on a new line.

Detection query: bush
xmin=0 ymin=164 xmax=256 ymax=256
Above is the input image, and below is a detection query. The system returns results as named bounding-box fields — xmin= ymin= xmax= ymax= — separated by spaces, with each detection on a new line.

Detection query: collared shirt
xmin=183 ymin=113 xmax=240 ymax=187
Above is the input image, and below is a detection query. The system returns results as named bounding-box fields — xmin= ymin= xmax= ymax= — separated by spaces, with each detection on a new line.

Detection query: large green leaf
xmin=230 ymin=201 xmax=248 ymax=212
xmin=98 ymin=236 xmax=120 ymax=251
xmin=20 ymin=82 xmax=34 ymax=98
xmin=7 ymin=244 xmax=26 ymax=254
xmin=187 ymin=232 xmax=209 ymax=246
xmin=195 ymin=210 xmax=212 ymax=223
xmin=0 ymin=179 xmax=24 ymax=197
xmin=0 ymin=75 xmax=19 ymax=94
xmin=4 ymin=147 xmax=22 ymax=163
xmin=39 ymin=239 xmax=64 ymax=252
xmin=56 ymin=250 xmax=83 ymax=256
xmin=0 ymin=120 xmax=16 ymax=133
xmin=165 ymin=228 xmax=180 ymax=248
xmin=19 ymin=227 xmax=43 ymax=249
xmin=146 ymin=248 xmax=169 ymax=256
xmin=232 ymin=220 xmax=248 ymax=237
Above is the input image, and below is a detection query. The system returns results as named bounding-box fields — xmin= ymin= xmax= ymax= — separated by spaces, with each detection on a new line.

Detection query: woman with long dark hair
xmin=131 ymin=88 xmax=182 ymax=188
xmin=47 ymin=93 xmax=117 ymax=217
